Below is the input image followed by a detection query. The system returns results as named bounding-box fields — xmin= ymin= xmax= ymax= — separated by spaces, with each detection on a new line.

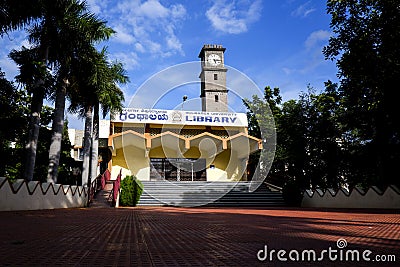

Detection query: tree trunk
xmin=24 ymin=87 xmax=44 ymax=181
xmin=91 ymin=102 xmax=99 ymax=182
xmin=24 ymin=47 xmax=48 ymax=181
xmin=81 ymin=105 xmax=93 ymax=187
xmin=47 ymin=79 xmax=68 ymax=183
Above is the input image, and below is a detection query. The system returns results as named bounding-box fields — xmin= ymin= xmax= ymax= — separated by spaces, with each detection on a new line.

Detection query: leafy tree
xmin=243 ymin=86 xmax=278 ymax=184
xmin=245 ymin=82 xmax=343 ymax=190
xmin=0 ymin=69 xmax=28 ymax=178
xmin=0 ymin=68 xmax=57 ymax=181
xmin=303 ymin=83 xmax=342 ymax=189
xmin=10 ymin=47 xmax=55 ymax=180
xmin=324 ymin=0 xmax=400 ymax=187
xmin=278 ymin=98 xmax=307 ymax=187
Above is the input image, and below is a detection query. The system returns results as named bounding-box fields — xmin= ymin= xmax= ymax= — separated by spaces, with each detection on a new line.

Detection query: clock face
xmin=207 ymin=53 xmax=221 ymax=66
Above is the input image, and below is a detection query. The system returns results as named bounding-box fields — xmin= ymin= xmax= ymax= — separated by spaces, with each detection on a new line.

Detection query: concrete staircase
xmin=90 ymin=183 xmax=113 ymax=208
xmin=137 ymin=181 xmax=286 ymax=207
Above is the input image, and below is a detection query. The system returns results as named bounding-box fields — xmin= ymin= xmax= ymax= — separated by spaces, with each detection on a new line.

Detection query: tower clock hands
xmin=207 ymin=53 xmax=221 ymax=66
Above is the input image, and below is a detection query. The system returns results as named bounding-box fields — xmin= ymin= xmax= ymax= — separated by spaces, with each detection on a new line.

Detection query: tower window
xmin=215 ymin=95 xmax=219 ymax=102
xmin=214 ymin=74 xmax=218 ymax=80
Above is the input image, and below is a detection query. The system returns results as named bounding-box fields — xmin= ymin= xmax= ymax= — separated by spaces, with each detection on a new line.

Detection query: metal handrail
xmin=111 ymin=170 xmax=122 ymax=207
xmin=88 ymin=169 xmax=112 ymax=206
xmin=88 ymin=178 xmax=97 ymax=204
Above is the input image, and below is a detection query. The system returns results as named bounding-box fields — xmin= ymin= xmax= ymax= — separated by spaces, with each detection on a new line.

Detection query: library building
xmin=103 ymin=45 xmax=262 ymax=184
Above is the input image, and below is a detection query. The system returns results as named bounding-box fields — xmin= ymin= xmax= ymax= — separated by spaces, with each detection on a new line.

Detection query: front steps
xmin=137 ymin=181 xmax=286 ymax=207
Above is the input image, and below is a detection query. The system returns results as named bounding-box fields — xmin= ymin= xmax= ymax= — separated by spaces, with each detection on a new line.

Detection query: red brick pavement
xmin=0 ymin=207 xmax=399 ymax=266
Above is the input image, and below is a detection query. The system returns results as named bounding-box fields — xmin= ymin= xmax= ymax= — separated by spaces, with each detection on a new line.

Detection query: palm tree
xmin=0 ymin=0 xmax=41 ymax=33
xmin=0 ymin=0 xmax=113 ymax=180
xmin=91 ymin=60 xmax=127 ymax=183
xmin=37 ymin=1 xmax=114 ymax=183
xmin=68 ymin=47 xmax=127 ymax=186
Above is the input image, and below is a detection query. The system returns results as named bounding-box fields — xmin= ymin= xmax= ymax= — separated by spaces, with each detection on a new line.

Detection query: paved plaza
xmin=1 ymin=207 xmax=399 ymax=266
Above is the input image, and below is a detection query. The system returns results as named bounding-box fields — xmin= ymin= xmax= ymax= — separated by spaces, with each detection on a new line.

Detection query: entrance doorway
xmin=150 ymin=158 xmax=206 ymax=181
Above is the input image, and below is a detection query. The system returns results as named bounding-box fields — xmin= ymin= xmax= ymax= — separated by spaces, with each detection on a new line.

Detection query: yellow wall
xmin=207 ymin=149 xmax=247 ymax=182
xmin=111 ymin=145 xmax=247 ymax=182
xmin=111 ymin=146 xmax=149 ymax=180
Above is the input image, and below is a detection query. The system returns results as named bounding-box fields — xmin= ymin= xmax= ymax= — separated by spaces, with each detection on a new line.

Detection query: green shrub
xmin=119 ymin=175 xmax=143 ymax=207
xmin=282 ymin=178 xmax=304 ymax=207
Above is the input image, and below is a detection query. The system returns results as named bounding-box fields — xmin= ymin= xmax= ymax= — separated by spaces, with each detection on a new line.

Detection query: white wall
xmin=0 ymin=177 xmax=88 ymax=211
xmin=302 ymin=186 xmax=400 ymax=209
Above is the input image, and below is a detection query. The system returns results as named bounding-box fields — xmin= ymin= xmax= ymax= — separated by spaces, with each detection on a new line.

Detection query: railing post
xmin=115 ymin=188 xmax=120 ymax=208
xmin=112 ymin=170 xmax=122 ymax=207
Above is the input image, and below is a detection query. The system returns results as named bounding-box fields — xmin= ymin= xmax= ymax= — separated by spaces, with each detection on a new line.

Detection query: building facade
xmin=104 ymin=45 xmax=261 ymax=182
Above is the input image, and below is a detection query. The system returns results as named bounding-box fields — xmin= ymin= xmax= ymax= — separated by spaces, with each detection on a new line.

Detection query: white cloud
xmin=86 ymin=0 xmax=102 ymax=14
xmin=110 ymin=52 xmax=139 ymax=71
xmin=206 ymin=0 xmax=262 ymax=34
xmin=282 ymin=67 xmax=293 ymax=75
xmin=0 ymin=31 xmax=29 ymax=81
xmin=0 ymin=58 xmax=18 ymax=80
xmin=170 ymin=4 xmax=186 ymax=18
xmin=113 ymin=25 xmax=135 ymax=44
xmin=135 ymin=43 xmax=145 ymax=53
xmin=146 ymin=40 xmax=162 ymax=55
xmin=139 ymin=0 xmax=169 ymax=19
xmin=291 ymin=1 xmax=316 ymax=18
xmin=305 ymin=30 xmax=331 ymax=50
xmin=166 ymin=34 xmax=182 ymax=52
xmin=107 ymin=0 xmax=186 ymax=57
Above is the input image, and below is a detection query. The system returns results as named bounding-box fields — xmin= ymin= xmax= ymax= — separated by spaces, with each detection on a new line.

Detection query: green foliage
xmin=2 ymin=0 xmax=124 ymax=184
xmin=68 ymin=47 xmax=128 ymax=118
xmin=245 ymin=1 xmax=400 ymax=190
xmin=243 ymin=86 xmax=278 ymax=180
xmin=56 ymin=120 xmax=75 ymax=185
xmin=245 ymin=83 xmax=344 ymax=190
xmin=0 ymin=70 xmax=29 ymax=179
xmin=119 ymin=175 xmax=143 ymax=207
xmin=324 ymin=0 xmax=400 ymax=186
xmin=0 ymin=69 xmax=74 ymax=182
xmin=9 ymin=47 xmax=55 ymax=95
xmin=0 ymin=0 xmax=128 ymax=184
xmin=282 ymin=178 xmax=303 ymax=207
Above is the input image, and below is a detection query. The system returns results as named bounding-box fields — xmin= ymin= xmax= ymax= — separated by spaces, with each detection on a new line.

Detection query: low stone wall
xmin=0 ymin=177 xmax=88 ymax=211
xmin=301 ymin=185 xmax=400 ymax=209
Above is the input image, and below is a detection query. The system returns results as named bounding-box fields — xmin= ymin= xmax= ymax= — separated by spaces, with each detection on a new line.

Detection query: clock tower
xmin=198 ymin=44 xmax=228 ymax=112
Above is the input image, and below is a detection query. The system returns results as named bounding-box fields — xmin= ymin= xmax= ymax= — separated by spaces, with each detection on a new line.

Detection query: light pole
xmin=181 ymin=95 xmax=187 ymax=111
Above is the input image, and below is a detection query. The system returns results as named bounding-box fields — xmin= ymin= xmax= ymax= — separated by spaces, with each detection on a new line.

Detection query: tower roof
xmin=198 ymin=44 xmax=226 ymax=58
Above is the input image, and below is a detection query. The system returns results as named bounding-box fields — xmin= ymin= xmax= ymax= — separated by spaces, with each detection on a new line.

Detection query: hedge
xmin=119 ymin=175 xmax=143 ymax=207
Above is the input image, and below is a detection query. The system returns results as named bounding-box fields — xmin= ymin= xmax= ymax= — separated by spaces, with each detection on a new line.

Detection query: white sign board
xmin=113 ymin=108 xmax=248 ymax=127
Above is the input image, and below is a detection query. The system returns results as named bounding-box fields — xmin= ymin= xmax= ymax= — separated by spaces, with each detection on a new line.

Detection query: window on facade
xmin=215 ymin=95 xmax=219 ymax=102
xmin=214 ymin=74 xmax=218 ymax=80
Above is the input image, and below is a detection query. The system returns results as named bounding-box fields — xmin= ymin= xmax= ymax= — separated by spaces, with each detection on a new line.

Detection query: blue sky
xmin=0 ymin=0 xmax=338 ymax=129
